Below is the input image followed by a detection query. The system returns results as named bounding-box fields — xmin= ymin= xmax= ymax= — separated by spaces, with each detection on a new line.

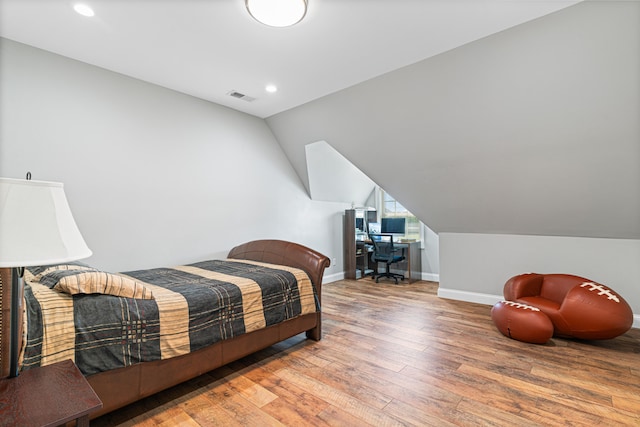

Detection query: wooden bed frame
xmin=0 ymin=239 xmax=330 ymax=418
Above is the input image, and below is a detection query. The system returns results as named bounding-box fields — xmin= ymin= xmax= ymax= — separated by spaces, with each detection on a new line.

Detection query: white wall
xmin=261 ymin=1 xmax=638 ymax=324
xmin=438 ymin=233 xmax=640 ymax=327
xmin=266 ymin=1 xmax=640 ymax=240
xmin=0 ymin=38 xmax=348 ymax=277
xmin=305 ymin=140 xmax=376 ymax=205
xmin=422 ymin=225 xmax=440 ymax=282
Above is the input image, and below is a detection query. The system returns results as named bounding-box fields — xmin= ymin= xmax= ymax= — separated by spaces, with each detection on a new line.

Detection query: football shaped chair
xmin=503 ymin=273 xmax=633 ymax=340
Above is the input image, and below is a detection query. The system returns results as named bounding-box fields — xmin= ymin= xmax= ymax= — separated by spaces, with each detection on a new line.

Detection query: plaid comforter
xmin=21 ymin=259 xmax=317 ymax=376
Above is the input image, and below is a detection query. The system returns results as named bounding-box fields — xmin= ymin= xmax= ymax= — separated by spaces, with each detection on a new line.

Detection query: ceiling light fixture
xmin=245 ymin=0 xmax=307 ymax=28
xmin=265 ymin=84 xmax=278 ymax=93
xmin=73 ymin=3 xmax=95 ymax=17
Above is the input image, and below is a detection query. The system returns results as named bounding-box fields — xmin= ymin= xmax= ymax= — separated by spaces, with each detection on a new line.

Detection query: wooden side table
xmin=0 ymin=359 xmax=102 ymax=427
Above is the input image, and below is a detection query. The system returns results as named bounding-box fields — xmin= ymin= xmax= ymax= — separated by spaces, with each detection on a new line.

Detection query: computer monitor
xmin=368 ymin=222 xmax=381 ymax=234
xmin=381 ymin=217 xmax=406 ymax=235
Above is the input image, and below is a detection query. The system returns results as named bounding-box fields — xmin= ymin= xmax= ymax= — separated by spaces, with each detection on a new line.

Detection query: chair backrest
xmin=540 ymin=274 xmax=589 ymax=304
xmin=369 ymin=233 xmax=396 ymax=262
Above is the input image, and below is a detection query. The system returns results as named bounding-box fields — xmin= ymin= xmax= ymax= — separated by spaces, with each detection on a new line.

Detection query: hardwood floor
xmin=93 ymin=279 xmax=640 ymax=426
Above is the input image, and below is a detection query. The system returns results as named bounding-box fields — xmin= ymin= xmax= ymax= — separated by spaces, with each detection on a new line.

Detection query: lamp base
xmin=0 ymin=267 xmax=23 ymax=378
xmin=9 ymin=268 xmax=23 ymax=377
xmin=0 ymin=268 xmax=9 ymax=378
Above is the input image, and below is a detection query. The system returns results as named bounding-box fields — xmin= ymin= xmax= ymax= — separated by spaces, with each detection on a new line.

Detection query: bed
xmin=0 ymin=239 xmax=330 ymax=418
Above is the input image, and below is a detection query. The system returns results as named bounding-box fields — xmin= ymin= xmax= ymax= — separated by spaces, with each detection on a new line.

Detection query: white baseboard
xmin=422 ymin=272 xmax=440 ymax=282
xmin=385 ymin=269 xmax=440 ymax=283
xmin=437 ymin=288 xmax=502 ymax=306
xmin=437 ymin=287 xmax=640 ymax=330
xmin=324 ymin=271 xmax=439 ymax=284
xmin=322 ymin=271 xmax=344 ymax=284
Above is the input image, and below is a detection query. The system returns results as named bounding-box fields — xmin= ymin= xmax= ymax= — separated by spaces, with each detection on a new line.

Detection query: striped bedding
xmin=21 ymin=259 xmax=317 ymax=376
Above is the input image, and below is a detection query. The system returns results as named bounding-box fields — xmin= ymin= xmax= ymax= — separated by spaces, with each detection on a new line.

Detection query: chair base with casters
xmin=369 ymin=233 xmax=406 ymax=284
xmin=372 ymin=265 xmax=405 ymax=284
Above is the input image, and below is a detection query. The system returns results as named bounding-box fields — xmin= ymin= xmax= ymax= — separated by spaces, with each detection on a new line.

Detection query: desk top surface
xmin=358 ymin=239 xmax=420 ymax=246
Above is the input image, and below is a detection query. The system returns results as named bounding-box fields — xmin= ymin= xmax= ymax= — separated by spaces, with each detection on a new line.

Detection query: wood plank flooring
xmin=93 ymin=279 xmax=640 ymax=426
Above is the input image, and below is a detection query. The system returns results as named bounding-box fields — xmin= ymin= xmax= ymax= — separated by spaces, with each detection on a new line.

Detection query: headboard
xmin=227 ymin=239 xmax=330 ymax=295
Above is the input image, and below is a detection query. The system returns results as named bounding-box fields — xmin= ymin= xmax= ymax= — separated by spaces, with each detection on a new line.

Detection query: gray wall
xmin=265 ymin=2 xmax=639 ymax=322
xmin=267 ymin=1 xmax=639 ymax=240
xmin=0 ymin=38 xmax=347 ymax=277
xmin=439 ymin=233 xmax=640 ymax=318
xmin=1 ymin=2 xmax=637 ymax=323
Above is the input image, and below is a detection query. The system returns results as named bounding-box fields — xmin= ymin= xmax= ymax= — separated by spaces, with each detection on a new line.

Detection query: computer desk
xmin=357 ymin=240 xmax=422 ymax=283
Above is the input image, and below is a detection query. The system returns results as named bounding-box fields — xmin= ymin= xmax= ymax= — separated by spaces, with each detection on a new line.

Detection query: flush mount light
xmin=73 ymin=3 xmax=95 ymax=17
xmin=246 ymin=0 xmax=307 ymax=28
xmin=265 ymin=84 xmax=278 ymax=93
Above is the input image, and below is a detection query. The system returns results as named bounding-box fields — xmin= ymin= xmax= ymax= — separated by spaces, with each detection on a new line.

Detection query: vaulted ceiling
xmin=0 ymin=0 xmax=580 ymax=118
xmin=267 ymin=1 xmax=640 ymax=239
xmin=2 ymin=1 xmax=638 ymax=240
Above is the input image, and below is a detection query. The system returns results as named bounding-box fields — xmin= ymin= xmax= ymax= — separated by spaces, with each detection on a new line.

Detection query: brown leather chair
xmin=503 ymin=273 xmax=633 ymax=340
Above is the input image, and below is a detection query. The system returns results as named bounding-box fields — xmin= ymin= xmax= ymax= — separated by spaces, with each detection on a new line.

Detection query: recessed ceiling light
xmin=73 ymin=3 xmax=95 ymax=17
xmin=266 ymin=85 xmax=278 ymax=93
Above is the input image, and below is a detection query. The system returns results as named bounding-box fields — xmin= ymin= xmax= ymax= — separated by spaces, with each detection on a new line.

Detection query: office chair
xmin=369 ymin=233 xmax=405 ymax=284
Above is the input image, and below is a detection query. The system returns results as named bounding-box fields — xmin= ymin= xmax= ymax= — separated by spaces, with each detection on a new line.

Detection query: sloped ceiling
xmin=0 ymin=0 xmax=581 ymax=119
xmin=305 ymin=141 xmax=376 ymax=205
xmin=268 ymin=1 xmax=640 ymax=239
xmin=2 ymin=1 xmax=636 ymax=240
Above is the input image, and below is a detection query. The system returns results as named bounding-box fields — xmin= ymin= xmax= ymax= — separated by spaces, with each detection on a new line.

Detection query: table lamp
xmin=0 ymin=175 xmax=92 ymax=377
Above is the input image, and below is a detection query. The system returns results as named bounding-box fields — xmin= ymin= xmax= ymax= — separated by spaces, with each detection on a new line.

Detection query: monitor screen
xmin=368 ymin=222 xmax=381 ymax=234
xmin=381 ymin=217 xmax=406 ymax=234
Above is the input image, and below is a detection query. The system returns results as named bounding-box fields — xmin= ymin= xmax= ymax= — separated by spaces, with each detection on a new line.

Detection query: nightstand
xmin=0 ymin=359 xmax=102 ymax=427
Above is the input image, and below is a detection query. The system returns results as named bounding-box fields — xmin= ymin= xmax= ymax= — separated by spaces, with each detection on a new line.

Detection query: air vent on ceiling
xmin=227 ymin=90 xmax=256 ymax=102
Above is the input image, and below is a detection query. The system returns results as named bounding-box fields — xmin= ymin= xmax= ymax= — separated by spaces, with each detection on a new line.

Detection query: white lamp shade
xmin=246 ymin=0 xmax=307 ymax=27
xmin=0 ymin=177 xmax=92 ymax=267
